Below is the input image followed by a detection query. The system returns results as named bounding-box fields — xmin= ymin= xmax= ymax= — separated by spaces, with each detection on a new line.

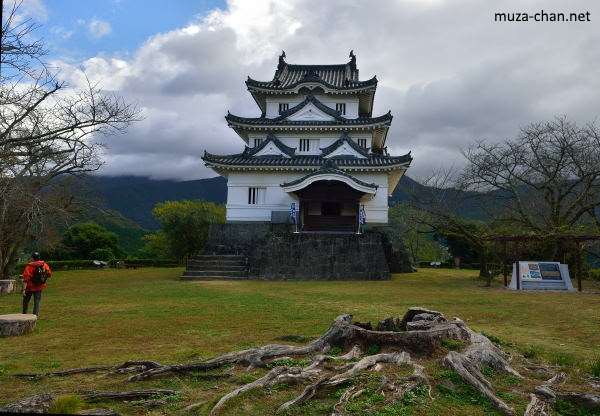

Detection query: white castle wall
xmin=247 ymin=132 xmax=372 ymax=154
xmin=265 ymin=95 xmax=360 ymax=118
xmin=226 ymin=171 xmax=389 ymax=223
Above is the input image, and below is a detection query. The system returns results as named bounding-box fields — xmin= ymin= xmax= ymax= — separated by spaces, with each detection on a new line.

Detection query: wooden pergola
xmin=484 ymin=234 xmax=600 ymax=292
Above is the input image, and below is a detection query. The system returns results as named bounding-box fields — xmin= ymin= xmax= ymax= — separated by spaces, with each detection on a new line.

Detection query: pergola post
xmin=576 ymin=242 xmax=583 ymax=292
xmin=502 ymin=240 xmax=508 ymax=287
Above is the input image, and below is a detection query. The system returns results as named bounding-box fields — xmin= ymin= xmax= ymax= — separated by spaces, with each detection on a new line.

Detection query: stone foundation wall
xmin=202 ymin=223 xmax=414 ymax=280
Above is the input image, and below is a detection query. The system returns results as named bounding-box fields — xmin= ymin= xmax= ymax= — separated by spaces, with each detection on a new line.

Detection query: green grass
xmin=0 ymin=267 xmax=599 ymax=415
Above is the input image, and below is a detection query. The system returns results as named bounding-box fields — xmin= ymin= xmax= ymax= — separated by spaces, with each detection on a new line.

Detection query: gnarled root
xmin=525 ymin=372 xmax=600 ymax=415
xmin=443 ymin=351 xmax=514 ymax=415
xmin=441 ymin=316 xmax=522 ymax=416
xmin=524 ymin=393 xmax=550 ymax=416
xmin=209 ymin=350 xmax=362 ymax=415
xmin=277 ymin=352 xmax=420 ymax=413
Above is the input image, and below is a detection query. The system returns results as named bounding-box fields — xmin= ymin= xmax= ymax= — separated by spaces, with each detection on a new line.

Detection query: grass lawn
xmin=0 ymin=267 xmax=599 ymax=415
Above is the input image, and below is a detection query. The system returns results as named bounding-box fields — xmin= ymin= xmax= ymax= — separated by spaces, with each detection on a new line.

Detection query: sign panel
xmin=510 ymin=261 xmax=574 ymax=291
xmin=519 ymin=262 xmax=563 ymax=281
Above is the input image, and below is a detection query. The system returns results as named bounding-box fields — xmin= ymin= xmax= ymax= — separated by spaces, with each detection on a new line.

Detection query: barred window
xmin=336 ymin=103 xmax=346 ymax=115
xmin=358 ymin=138 xmax=368 ymax=148
xmin=253 ymin=138 xmax=263 ymax=147
xmin=278 ymin=103 xmax=289 ymax=114
xmin=248 ymin=187 xmax=265 ymax=204
xmin=299 ymin=138 xmax=311 ymax=152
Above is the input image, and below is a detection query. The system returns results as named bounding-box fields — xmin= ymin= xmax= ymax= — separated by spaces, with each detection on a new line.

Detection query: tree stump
xmin=0 ymin=279 xmax=16 ymax=294
xmin=0 ymin=314 xmax=37 ymax=337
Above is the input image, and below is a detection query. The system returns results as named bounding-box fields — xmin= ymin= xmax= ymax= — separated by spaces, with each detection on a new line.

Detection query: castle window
xmin=248 ymin=187 xmax=265 ymax=205
xmin=278 ymin=103 xmax=289 ymax=114
xmin=299 ymin=138 xmax=311 ymax=152
xmin=336 ymin=103 xmax=346 ymax=115
xmin=358 ymin=138 xmax=368 ymax=148
xmin=253 ymin=138 xmax=263 ymax=147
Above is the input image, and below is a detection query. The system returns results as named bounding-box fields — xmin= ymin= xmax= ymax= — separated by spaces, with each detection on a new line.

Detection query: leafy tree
xmin=139 ymin=231 xmax=171 ymax=259
xmin=152 ymin=200 xmax=225 ymax=260
xmin=62 ymin=222 xmax=121 ymax=259
xmin=89 ymin=248 xmax=116 ymax=262
xmin=388 ymin=204 xmax=449 ymax=263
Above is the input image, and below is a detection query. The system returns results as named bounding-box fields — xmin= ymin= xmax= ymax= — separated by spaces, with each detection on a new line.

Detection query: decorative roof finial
xmin=278 ymin=50 xmax=286 ymax=71
xmin=349 ymin=50 xmax=356 ymax=70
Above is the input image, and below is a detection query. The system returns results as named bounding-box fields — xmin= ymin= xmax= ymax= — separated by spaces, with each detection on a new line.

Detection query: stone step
xmin=183 ymin=270 xmax=247 ymax=277
xmin=181 ymin=272 xmax=249 ymax=280
xmin=187 ymin=260 xmax=246 ymax=267
xmin=186 ymin=264 xmax=247 ymax=272
xmin=190 ymin=255 xmax=245 ymax=261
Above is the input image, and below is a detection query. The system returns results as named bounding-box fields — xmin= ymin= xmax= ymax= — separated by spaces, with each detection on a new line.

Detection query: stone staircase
xmin=181 ymin=255 xmax=249 ymax=280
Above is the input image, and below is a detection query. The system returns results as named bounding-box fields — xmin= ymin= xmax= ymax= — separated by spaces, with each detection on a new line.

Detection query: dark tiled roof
xmin=320 ymin=132 xmax=369 ymax=158
xmin=202 ymin=151 xmax=412 ymax=169
xmin=246 ymin=51 xmax=377 ymax=91
xmin=271 ymin=94 xmax=344 ymax=122
xmin=281 ymin=162 xmax=378 ymax=190
xmin=242 ymin=133 xmax=296 ymax=157
xmin=226 ymin=109 xmax=392 ymax=127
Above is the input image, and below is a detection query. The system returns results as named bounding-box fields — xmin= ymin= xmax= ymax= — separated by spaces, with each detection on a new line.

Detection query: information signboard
xmin=510 ymin=261 xmax=574 ymax=291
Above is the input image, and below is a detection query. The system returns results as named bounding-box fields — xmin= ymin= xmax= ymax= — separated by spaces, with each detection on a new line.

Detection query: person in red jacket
xmin=21 ymin=252 xmax=52 ymax=317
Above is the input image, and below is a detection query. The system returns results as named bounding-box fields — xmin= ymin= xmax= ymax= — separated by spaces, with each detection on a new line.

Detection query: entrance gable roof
xmin=281 ymin=160 xmax=378 ymax=194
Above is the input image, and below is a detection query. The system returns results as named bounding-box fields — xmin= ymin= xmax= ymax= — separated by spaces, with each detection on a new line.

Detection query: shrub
xmin=48 ymin=395 xmax=83 ymax=414
xmin=588 ymin=269 xmax=600 ymax=282
xmin=90 ymin=248 xmax=115 ymax=261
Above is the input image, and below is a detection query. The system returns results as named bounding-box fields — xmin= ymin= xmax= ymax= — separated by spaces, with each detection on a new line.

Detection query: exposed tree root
xmin=82 ymin=389 xmax=178 ymax=402
xmin=444 ymin=351 xmax=514 ymax=415
xmin=441 ymin=316 xmax=522 ymax=416
xmin=524 ymin=393 xmax=550 ymax=416
xmin=128 ymin=308 xmax=471 ymax=382
xmin=331 ymin=385 xmax=363 ymax=416
xmin=524 ymin=370 xmax=600 ymax=415
xmin=0 ymin=390 xmax=177 ymax=414
xmin=277 ymin=352 xmax=417 ymax=413
xmin=10 ymin=307 xmax=596 ymax=415
xmin=14 ymin=365 xmax=114 ymax=379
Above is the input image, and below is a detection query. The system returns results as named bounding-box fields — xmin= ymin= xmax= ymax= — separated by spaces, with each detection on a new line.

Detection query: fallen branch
xmin=14 ymin=365 xmax=114 ymax=379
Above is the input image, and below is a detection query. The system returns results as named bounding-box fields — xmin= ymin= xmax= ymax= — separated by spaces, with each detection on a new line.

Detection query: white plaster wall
xmin=225 ymin=171 xmax=389 ymax=223
xmin=246 ymin=132 xmax=372 ymax=154
xmin=265 ymin=94 xmax=359 ymax=118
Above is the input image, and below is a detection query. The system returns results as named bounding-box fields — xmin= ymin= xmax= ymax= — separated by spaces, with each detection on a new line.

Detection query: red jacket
xmin=22 ymin=261 xmax=52 ymax=292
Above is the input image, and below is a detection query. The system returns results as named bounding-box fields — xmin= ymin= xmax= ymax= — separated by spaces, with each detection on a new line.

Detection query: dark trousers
xmin=23 ymin=290 xmax=42 ymax=316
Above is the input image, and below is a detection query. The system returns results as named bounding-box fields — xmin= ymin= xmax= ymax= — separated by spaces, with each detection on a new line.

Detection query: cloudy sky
xmin=25 ymin=0 xmax=600 ymax=180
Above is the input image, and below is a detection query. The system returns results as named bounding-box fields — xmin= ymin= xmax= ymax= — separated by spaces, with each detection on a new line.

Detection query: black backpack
xmin=32 ymin=264 xmax=49 ymax=285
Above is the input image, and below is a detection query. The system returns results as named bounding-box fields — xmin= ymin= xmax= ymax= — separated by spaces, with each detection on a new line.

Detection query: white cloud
xmin=88 ymin=19 xmax=112 ymax=39
xmin=55 ymin=0 xmax=600 ymax=180
xmin=50 ymin=26 xmax=74 ymax=40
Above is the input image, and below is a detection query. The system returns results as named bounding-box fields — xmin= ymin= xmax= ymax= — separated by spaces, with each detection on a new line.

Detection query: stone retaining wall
xmin=201 ymin=223 xmax=414 ymax=280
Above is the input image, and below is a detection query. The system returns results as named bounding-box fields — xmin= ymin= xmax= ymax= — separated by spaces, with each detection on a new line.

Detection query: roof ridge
xmin=242 ymin=132 xmax=296 ymax=157
xmin=320 ymin=132 xmax=370 ymax=158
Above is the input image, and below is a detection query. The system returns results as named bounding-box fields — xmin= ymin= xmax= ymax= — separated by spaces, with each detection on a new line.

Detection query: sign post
xmin=357 ymin=204 xmax=366 ymax=234
xmin=290 ymin=202 xmax=299 ymax=233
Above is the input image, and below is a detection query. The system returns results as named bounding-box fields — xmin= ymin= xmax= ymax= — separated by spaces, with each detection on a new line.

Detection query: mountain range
xmin=87 ymin=174 xmax=437 ymax=230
